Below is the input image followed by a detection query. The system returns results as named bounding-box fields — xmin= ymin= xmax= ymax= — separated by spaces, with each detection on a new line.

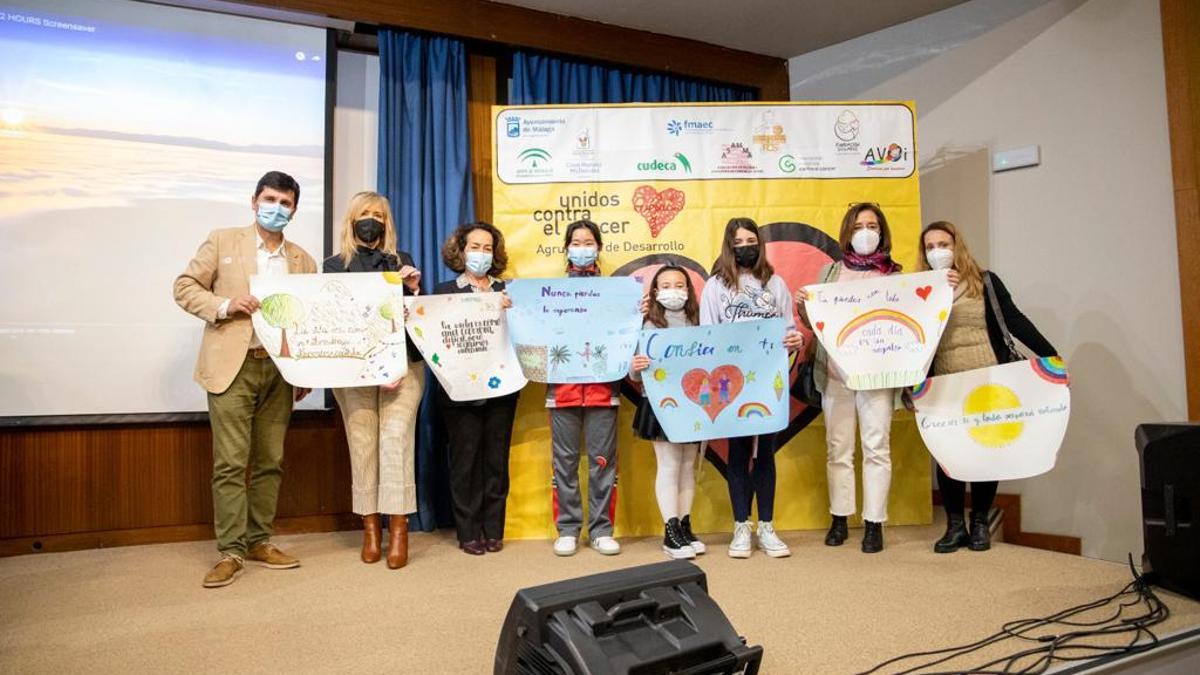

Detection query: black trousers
xmin=442 ymin=397 xmax=518 ymax=542
xmin=936 ymin=465 xmax=998 ymax=518
xmin=726 ymin=433 xmax=778 ymax=522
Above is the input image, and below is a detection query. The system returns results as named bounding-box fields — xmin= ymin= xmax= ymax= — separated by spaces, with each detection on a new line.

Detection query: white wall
xmin=790 ymin=0 xmax=1187 ymax=562
xmin=332 ymin=49 xmax=380 ymax=244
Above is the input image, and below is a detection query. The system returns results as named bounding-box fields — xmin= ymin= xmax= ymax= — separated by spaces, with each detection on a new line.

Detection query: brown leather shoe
xmin=246 ymin=542 xmax=300 ymax=569
xmin=386 ymin=515 xmax=408 ymax=569
xmin=460 ymin=539 xmax=486 ymax=555
xmin=484 ymin=538 xmax=503 ymax=553
xmin=361 ymin=514 xmax=382 ymax=563
xmin=202 ymin=554 xmax=244 ymax=588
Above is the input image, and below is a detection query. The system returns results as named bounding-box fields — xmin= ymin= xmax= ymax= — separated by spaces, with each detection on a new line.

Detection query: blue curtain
xmin=511 ymin=51 xmax=756 ymax=104
xmin=377 ymin=30 xmax=474 ymax=531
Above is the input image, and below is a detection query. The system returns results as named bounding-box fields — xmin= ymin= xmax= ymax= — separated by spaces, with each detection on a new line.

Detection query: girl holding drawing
xmin=912 ymin=221 xmax=1057 ymax=553
xmin=630 ymin=264 xmax=706 ymax=559
xmin=322 ymin=191 xmax=424 ymax=569
xmin=545 ymin=220 xmax=622 ymax=557
xmin=700 ymin=217 xmax=805 ymax=559
xmin=433 ymin=222 xmax=518 ymax=557
xmin=796 ymin=202 xmax=916 ymax=554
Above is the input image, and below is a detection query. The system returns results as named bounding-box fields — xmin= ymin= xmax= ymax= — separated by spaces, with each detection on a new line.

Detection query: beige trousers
xmin=333 ymin=367 xmax=425 ymax=515
xmin=823 ymin=376 xmax=895 ymax=523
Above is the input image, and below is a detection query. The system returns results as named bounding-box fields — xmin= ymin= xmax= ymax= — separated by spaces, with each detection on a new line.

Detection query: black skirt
xmin=632 ymin=394 xmax=669 ymax=442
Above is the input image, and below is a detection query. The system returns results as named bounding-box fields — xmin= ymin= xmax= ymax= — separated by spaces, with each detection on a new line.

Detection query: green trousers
xmin=207 ymin=355 xmax=294 ymax=556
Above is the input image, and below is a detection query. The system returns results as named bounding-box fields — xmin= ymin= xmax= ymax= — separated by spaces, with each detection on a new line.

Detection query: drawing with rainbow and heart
xmin=805 ymin=269 xmax=955 ymax=391
xmin=639 ymin=318 xmax=790 ymax=443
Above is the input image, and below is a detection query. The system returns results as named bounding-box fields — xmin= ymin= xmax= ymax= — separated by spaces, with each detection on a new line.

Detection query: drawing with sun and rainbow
xmin=913 ymin=357 xmax=1071 ymax=482
xmin=638 ymin=318 xmax=789 ymax=443
xmin=805 ymin=268 xmax=955 ymax=391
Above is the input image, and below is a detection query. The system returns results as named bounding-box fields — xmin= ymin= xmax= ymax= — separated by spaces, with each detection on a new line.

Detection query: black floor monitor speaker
xmin=1137 ymin=423 xmax=1200 ymax=600
xmin=494 ymin=560 xmax=762 ymax=675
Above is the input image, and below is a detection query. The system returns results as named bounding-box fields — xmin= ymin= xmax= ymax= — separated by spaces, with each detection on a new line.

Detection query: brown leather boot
xmin=386 ymin=514 xmax=409 ymax=569
xmin=361 ymin=514 xmax=382 ymax=564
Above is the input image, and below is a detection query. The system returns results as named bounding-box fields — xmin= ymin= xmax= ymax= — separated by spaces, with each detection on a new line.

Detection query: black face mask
xmin=733 ymin=245 xmax=760 ymax=269
xmin=353 ymin=218 xmax=385 ymax=245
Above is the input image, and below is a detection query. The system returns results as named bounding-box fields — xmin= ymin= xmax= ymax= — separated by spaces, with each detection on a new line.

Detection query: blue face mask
xmin=256 ymin=202 xmax=292 ymax=232
xmin=465 ymin=250 xmax=493 ymax=277
xmin=567 ymin=246 xmax=597 ymax=268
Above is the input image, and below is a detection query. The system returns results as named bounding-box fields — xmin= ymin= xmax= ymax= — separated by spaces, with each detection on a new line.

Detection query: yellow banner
xmin=493 ymin=102 xmax=930 ymax=539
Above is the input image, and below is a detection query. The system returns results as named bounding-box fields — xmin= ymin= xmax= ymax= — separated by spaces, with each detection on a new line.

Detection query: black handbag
xmin=983 ymin=272 xmax=1025 ymax=364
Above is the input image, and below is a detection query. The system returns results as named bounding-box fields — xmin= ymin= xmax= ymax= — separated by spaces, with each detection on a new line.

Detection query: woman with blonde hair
xmin=912 ymin=220 xmax=1057 ymax=553
xmin=323 ymin=191 xmax=424 ymax=568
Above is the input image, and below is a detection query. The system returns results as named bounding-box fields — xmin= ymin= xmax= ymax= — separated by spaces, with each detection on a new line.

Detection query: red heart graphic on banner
xmin=815 ymin=321 xmax=825 ymax=332
xmin=632 ymin=185 xmax=686 ymax=238
xmin=681 ymin=365 xmax=745 ymax=422
xmin=916 ymin=286 xmax=932 ymax=300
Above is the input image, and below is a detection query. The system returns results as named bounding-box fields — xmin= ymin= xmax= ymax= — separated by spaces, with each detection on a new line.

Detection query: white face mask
xmin=851 ymin=228 xmax=881 ymax=255
xmin=656 ymin=288 xmax=688 ymax=311
xmin=926 ymin=247 xmax=954 ymax=270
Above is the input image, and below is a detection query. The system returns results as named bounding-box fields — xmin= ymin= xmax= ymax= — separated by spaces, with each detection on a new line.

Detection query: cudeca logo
xmin=666 ymin=119 xmax=715 ymax=136
xmin=505 ymin=116 xmax=520 ymax=138
xmin=861 ymin=143 xmax=909 ymax=167
xmin=636 ymin=152 xmax=692 ymax=173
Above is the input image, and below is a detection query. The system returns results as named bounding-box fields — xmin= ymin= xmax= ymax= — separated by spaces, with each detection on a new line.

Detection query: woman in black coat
xmin=433 ymin=222 xmax=519 ymax=555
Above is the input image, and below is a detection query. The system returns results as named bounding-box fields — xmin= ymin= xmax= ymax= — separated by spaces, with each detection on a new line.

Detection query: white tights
xmin=653 ymin=441 xmax=699 ymax=521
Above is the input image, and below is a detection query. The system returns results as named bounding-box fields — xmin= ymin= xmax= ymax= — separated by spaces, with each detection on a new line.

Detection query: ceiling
xmin=489 ymin=0 xmax=968 ymax=59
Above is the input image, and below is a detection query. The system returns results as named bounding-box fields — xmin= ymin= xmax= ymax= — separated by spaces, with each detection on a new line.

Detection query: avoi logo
xmin=518 ymin=148 xmax=551 ymax=167
xmin=636 ymin=152 xmax=692 ymax=174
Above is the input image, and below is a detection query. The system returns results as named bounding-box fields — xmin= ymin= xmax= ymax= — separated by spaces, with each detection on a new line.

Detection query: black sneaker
xmin=662 ymin=518 xmax=696 ymax=560
xmin=825 ymin=515 xmax=849 ymax=546
xmin=934 ymin=514 xmax=970 ymax=553
xmin=680 ymin=514 xmax=706 ymax=554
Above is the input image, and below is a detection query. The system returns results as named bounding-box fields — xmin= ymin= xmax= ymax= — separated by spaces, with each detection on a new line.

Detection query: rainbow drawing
xmin=911 ymin=379 xmax=931 ymax=401
xmin=1031 ymin=356 xmax=1069 ymax=385
xmin=658 ymin=397 xmax=679 ymax=409
xmin=836 ymin=309 xmax=926 ymax=346
xmin=737 ymin=402 xmax=771 ymax=419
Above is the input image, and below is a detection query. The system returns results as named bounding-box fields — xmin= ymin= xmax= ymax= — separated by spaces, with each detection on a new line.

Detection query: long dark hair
xmin=712 ymin=217 xmax=773 ymax=289
xmin=563 ymin=219 xmax=602 ymax=271
xmin=644 ymin=265 xmax=700 ymax=328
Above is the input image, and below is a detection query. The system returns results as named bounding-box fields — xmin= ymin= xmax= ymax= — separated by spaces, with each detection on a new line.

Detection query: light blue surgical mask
xmin=256 ymin=202 xmax=292 ymax=232
xmin=465 ymin=250 xmax=493 ymax=277
xmin=567 ymin=246 xmax=597 ymax=268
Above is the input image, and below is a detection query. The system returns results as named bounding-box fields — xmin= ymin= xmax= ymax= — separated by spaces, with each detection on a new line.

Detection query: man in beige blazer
xmin=174 ymin=171 xmax=317 ymax=588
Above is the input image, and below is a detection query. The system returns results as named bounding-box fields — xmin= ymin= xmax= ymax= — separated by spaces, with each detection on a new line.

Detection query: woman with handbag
xmin=912 ymin=220 xmax=1058 ymax=553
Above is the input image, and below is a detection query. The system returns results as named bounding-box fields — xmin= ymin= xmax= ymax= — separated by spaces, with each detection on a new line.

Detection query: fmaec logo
xmin=666 ymin=119 xmax=714 ymax=136
xmin=505 ymin=116 xmax=520 ymax=138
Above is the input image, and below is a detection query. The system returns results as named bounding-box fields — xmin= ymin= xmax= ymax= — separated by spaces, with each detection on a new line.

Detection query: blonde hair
xmin=338 ymin=191 xmax=399 ymax=268
xmin=916 ymin=220 xmax=984 ymax=298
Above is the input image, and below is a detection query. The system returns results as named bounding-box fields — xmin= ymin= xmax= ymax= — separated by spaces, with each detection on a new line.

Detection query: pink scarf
xmin=842 ymin=250 xmax=900 ymax=275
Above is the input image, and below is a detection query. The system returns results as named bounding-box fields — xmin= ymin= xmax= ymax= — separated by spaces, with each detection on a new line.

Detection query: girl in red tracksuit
xmin=548 ymin=220 xmax=621 ymax=557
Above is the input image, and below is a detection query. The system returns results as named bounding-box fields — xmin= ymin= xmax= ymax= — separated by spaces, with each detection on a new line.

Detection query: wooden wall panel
xmin=245 ymin=0 xmax=789 ymax=99
xmin=1 ymin=416 xmax=352 ymax=556
xmin=468 ymin=52 xmax=498 ymax=223
xmin=1161 ymin=0 xmax=1200 ymax=420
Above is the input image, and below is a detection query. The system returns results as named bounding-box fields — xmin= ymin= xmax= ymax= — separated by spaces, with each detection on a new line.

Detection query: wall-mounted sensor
xmin=992 ymin=145 xmax=1040 ymax=172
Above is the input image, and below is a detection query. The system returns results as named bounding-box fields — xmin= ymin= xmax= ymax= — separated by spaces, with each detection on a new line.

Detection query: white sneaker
xmin=590 ymin=536 xmax=621 ymax=555
xmin=756 ymin=521 xmax=791 ymax=558
xmin=728 ymin=521 xmax=753 ymax=558
xmin=553 ymin=536 xmax=577 ymax=556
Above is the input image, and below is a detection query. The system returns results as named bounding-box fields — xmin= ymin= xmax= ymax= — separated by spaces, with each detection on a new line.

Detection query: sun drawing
xmin=964 ymin=384 xmax=1024 ymax=448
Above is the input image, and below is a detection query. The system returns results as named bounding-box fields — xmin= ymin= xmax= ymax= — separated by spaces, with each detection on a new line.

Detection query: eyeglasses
xmin=847 ymin=202 xmax=881 ymax=209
